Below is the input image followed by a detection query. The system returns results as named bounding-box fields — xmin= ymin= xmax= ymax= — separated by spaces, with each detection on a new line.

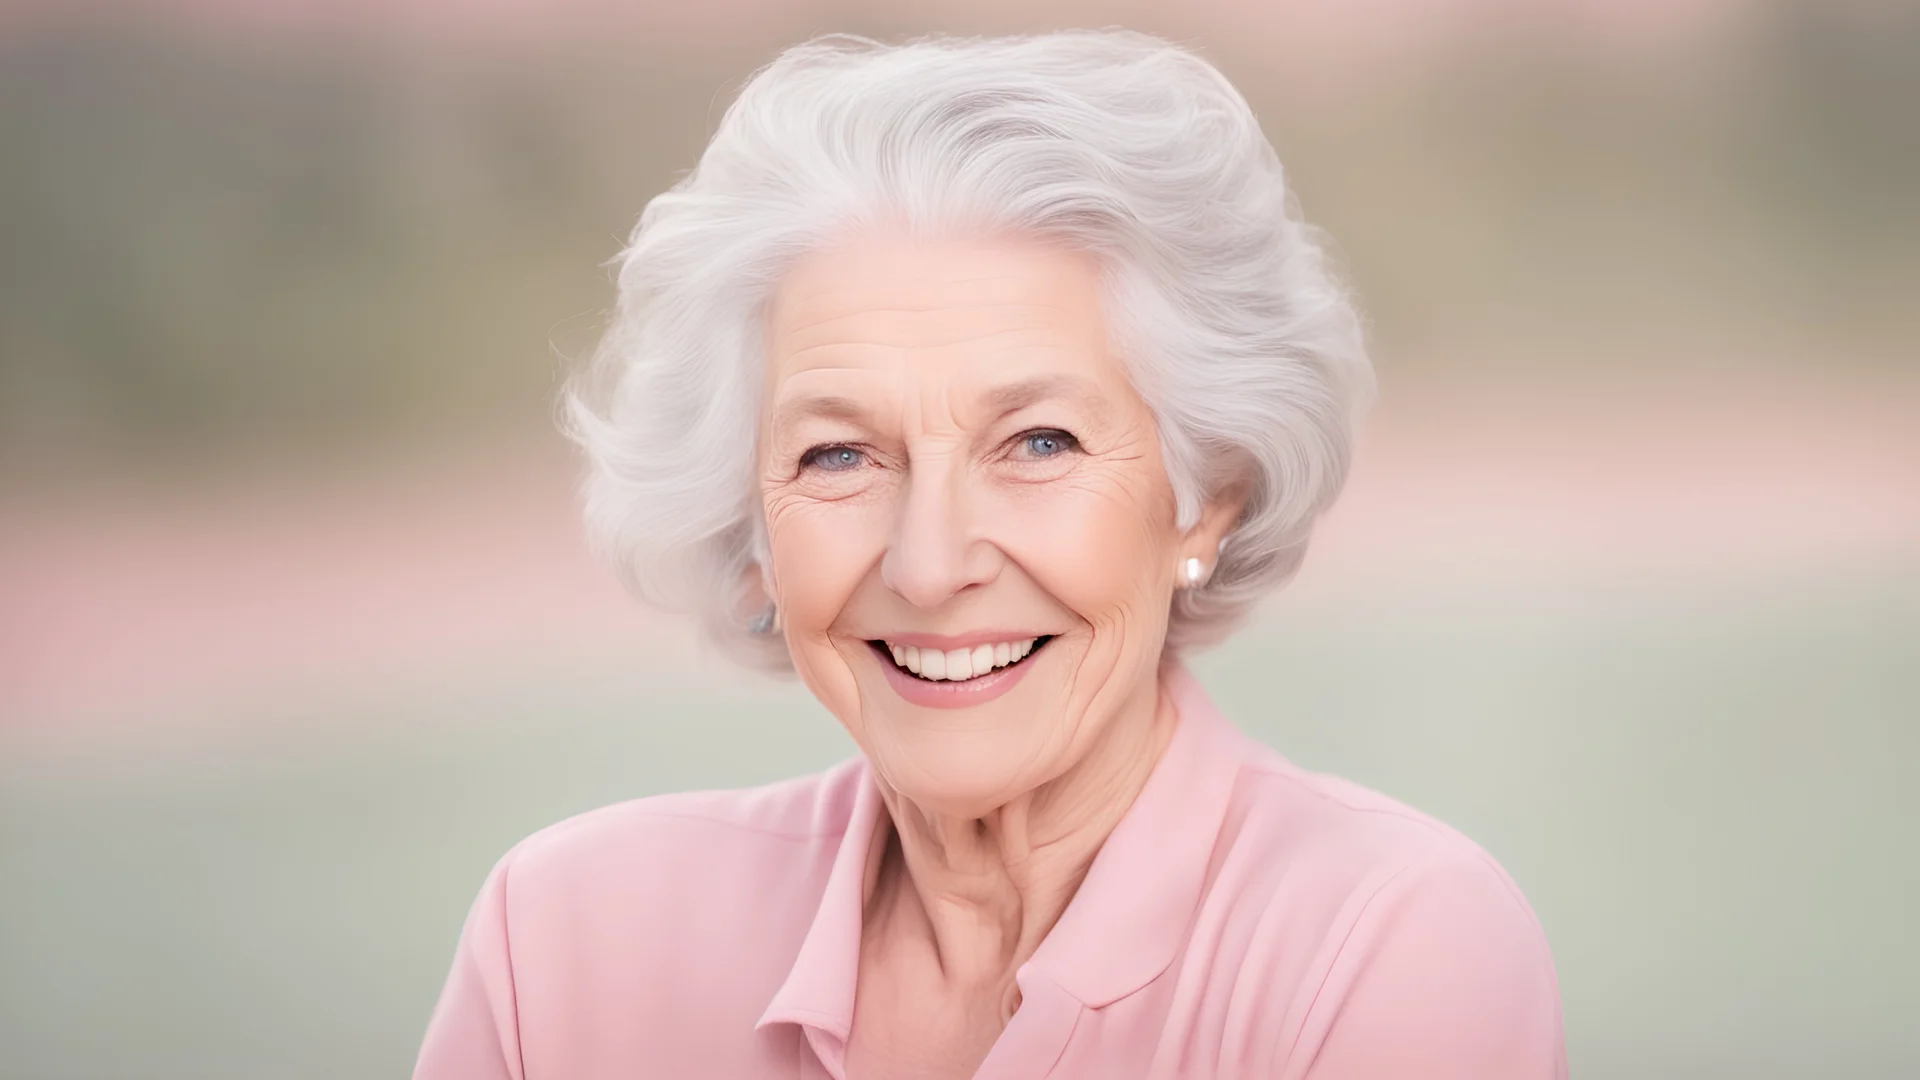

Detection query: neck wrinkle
xmin=863 ymin=670 xmax=1180 ymax=991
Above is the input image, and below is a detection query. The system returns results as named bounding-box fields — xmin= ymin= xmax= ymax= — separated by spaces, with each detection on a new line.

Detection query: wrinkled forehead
xmin=761 ymin=233 xmax=1137 ymax=431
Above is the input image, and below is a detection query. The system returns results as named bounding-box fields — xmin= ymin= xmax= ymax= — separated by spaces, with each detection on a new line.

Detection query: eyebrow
xmin=773 ymin=394 xmax=869 ymax=427
xmin=981 ymin=373 xmax=1104 ymax=419
xmin=770 ymin=374 xmax=1105 ymax=436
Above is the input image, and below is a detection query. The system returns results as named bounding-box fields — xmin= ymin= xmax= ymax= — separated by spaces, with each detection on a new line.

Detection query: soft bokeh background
xmin=1 ymin=1 xmax=1915 ymax=1077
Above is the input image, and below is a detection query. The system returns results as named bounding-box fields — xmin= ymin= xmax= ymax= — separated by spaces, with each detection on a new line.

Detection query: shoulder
xmin=1215 ymin=747 xmax=1565 ymax=1075
xmin=447 ymin=761 xmax=863 ymax=1031
xmin=452 ymin=759 xmax=864 ymax=986
xmin=1222 ymin=745 xmax=1542 ymax=920
xmin=419 ymin=764 xmax=864 ymax=1076
xmin=490 ymin=757 xmax=864 ymax=914
xmin=506 ymin=757 xmax=863 ymax=869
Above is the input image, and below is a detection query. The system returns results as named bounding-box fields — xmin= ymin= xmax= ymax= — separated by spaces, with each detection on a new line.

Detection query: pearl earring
xmin=748 ymin=604 xmax=781 ymax=635
xmin=1181 ymin=557 xmax=1206 ymax=589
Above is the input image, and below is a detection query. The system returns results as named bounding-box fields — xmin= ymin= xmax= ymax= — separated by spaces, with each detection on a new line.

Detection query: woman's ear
xmin=732 ymin=560 xmax=778 ymax=623
xmin=1183 ymin=478 xmax=1251 ymax=567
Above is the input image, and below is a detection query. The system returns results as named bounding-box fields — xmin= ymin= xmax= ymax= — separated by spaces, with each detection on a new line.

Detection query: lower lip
xmin=873 ymin=641 xmax=1044 ymax=709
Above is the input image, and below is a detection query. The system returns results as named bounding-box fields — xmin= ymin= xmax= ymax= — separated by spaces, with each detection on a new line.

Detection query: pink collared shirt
xmin=415 ymin=665 xmax=1567 ymax=1078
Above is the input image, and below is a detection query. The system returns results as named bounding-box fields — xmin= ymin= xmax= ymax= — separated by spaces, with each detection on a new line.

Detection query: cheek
xmin=997 ymin=467 xmax=1178 ymax=627
xmin=762 ymin=491 xmax=894 ymax=739
xmin=762 ymin=491 xmax=888 ymax=630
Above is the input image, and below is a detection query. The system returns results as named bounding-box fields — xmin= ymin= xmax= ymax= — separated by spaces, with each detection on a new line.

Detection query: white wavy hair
xmin=566 ymin=30 xmax=1373 ymax=674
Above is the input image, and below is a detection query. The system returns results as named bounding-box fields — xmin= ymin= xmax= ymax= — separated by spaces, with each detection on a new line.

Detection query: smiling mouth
xmin=867 ymin=636 xmax=1056 ymax=683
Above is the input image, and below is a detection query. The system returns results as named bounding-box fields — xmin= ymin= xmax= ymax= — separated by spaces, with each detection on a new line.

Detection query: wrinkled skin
xmin=756 ymin=231 xmax=1244 ymax=1078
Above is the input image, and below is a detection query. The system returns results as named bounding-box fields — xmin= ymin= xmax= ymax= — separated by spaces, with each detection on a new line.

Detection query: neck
xmin=862 ymin=662 xmax=1181 ymax=995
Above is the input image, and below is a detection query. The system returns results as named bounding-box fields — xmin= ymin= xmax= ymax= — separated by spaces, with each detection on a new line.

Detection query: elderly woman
xmin=415 ymin=30 xmax=1564 ymax=1080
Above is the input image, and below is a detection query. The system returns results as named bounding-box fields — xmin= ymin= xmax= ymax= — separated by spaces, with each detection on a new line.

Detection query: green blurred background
xmin=1 ymin=1 xmax=1915 ymax=1077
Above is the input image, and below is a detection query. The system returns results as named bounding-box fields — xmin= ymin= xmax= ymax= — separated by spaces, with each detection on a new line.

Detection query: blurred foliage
xmin=0 ymin=2 xmax=1915 ymax=476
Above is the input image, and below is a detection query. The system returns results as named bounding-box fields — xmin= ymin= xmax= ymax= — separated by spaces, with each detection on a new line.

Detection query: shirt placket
xmin=968 ymin=966 xmax=1083 ymax=1080
xmin=800 ymin=1025 xmax=846 ymax=1080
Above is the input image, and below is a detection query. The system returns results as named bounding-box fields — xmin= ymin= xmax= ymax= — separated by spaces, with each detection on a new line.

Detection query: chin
xmin=866 ymin=724 xmax=1059 ymax=819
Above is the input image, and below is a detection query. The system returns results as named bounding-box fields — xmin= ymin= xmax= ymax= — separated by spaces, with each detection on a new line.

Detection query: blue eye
xmin=1022 ymin=430 xmax=1077 ymax=458
xmin=804 ymin=445 xmax=865 ymax=472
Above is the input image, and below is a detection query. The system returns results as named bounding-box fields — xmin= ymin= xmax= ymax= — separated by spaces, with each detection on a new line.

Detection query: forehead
xmin=763 ymin=233 xmax=1130 ymax=418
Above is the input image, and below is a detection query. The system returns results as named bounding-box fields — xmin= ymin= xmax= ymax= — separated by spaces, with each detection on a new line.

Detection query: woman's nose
xmin=880 ymin=456 xmax=996 ymax=610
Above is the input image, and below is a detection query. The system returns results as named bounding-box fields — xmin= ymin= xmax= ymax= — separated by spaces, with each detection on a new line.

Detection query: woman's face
xmin=758 ymin=231 xmax=1228 ymax=816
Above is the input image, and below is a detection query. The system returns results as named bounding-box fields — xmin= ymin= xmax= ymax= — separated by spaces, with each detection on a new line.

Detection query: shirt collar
xmin=754 ymin=763 xmax=885 ymax=1038
xmin=1025 ymin=661 xmax=1249 ymax=1006
xmin=756 ymin=660 xmax=1250 ymax=1032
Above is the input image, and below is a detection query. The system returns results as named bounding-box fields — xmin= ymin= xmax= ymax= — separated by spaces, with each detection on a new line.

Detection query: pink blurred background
xmin=1 ymin=2 xmax=1914 ymax=1077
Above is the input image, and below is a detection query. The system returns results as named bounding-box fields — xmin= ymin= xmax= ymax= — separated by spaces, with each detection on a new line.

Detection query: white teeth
xmin=885 ymin=637 xmax=1041 ymax=681
xmin=970 ymin=644 xmax=994 ymax=675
